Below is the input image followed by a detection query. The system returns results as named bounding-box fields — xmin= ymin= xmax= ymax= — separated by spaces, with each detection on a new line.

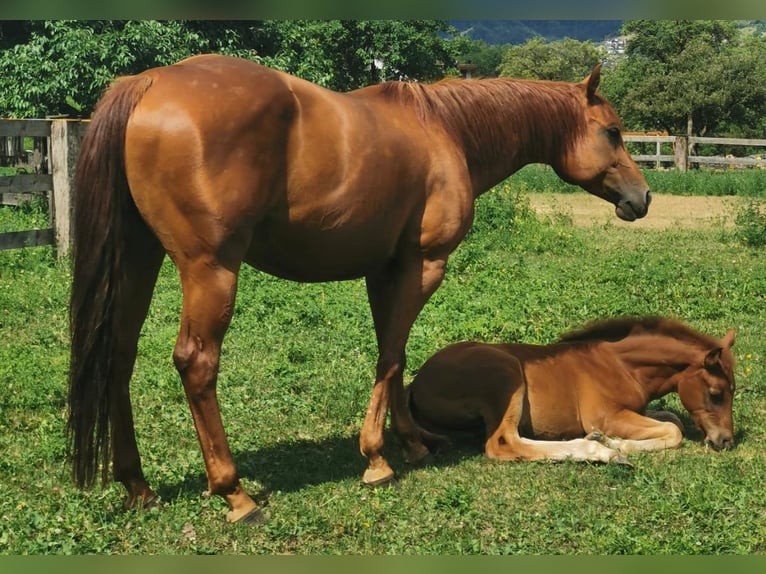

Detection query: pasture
xmin=1 ymin=172 xmax=765 ymax=554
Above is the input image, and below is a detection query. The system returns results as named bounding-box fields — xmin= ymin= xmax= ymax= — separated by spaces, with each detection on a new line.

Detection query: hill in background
xmin=451 ymin=21 xmax=623 ymax=45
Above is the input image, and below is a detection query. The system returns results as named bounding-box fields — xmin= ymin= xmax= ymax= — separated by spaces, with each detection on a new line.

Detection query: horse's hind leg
xmin=172 ymin=258 xmax=260 ymax=523
xmin=110 ymin=220 xmax=165 ymax=509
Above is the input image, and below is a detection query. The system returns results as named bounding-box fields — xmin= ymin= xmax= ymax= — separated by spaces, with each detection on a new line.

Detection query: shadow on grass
xmin=156 ymin=430 xmax=480 ymax=504
xmin=156 ymin=409 xmax=747 ymax=505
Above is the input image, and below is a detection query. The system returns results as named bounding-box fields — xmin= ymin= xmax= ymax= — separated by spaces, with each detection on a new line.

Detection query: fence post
xmin=50 ymin=120 xmax=85 ymax=259
xmin=674 ymin=136 xmax=688 ymax=172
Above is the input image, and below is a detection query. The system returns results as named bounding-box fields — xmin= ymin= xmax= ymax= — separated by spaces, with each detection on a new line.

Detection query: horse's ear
xmin=704 ymin=347 xmax=723 ymax=369
xmin=582 ymin=63 xmax=602 ymax=100
xmin=721 ymin=329 xmax=736 ymax=348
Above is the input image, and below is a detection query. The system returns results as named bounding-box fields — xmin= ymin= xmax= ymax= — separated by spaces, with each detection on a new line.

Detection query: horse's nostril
xmin=706 ymin=436 xmax=734 ymax=451
xmin=645 ymin=190 xmax=652 ymax=207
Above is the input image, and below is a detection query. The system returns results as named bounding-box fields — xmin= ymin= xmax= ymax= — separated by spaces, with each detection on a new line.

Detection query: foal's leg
xmin=362 ymin=257 xmax=449 ymax=485
xmin=482 ymin=362 xmax=623 ymax=464
xmin=590 ymin=410 xmax=684 ymax=453
xmin=172 ymin=258 xmax=260 ymax=523
xmin=110 ymin=219 xmax=165 ymax=509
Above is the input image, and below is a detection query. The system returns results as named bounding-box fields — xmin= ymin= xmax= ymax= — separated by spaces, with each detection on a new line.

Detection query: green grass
xmin=512 ymin=164 xmax=766 ymax=198
xmin=1 ymin=179 xmax=765 ymax=554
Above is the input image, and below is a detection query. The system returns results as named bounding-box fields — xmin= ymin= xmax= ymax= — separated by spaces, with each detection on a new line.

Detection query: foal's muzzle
xmin=705 ymin=434 xmax=734 ymax=451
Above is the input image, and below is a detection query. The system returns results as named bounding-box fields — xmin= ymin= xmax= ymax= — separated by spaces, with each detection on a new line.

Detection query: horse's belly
xmin=244 ymin=223 xmax=399 ymax=282
xmin=523 ymin=366 xmax=585 ymax=439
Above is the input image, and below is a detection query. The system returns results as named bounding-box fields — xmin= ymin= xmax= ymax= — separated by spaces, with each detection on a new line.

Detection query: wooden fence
xmin=0 ymin=119 xmax=86 ymax=258
xmin=3 ymin=121 xmax=766 ymax=257
xmin=624 ymin=134 xmax=766 ymax=171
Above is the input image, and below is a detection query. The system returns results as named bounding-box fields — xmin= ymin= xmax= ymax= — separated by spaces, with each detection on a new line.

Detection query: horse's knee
xmin=664 ymin=422 xmax=684 ymax=448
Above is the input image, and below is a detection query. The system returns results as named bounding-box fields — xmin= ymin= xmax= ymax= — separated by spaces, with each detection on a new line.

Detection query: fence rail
xmin=624 ymin=134 xmax=766 ymax=171
xmin=3 ymin=120 xmax=766 ymax=256
xmin=1 ymin=118 xmax=85 ymax=257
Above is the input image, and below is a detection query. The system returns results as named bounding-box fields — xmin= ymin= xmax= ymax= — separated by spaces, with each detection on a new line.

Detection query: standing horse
xmin=406 ymin=317 xmax=736 ymax=463
xmin=67 ymin=54 xmax=650 ymax=523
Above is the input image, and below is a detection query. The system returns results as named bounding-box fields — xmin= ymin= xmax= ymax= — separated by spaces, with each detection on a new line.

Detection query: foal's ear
xmin=582 ymin=63 xmax=602 ymax=100
xmin=704 ymin=347 xmax=723 ymax=369
xmin=721 ymin=329 xmax=736 ymax=348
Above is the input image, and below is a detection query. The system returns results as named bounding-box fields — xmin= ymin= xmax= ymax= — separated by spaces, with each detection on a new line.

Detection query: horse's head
xmin=677 ymin=330 xmax=737 ymax=450
xmin=554 ymin=64 xmax=651 ymax=222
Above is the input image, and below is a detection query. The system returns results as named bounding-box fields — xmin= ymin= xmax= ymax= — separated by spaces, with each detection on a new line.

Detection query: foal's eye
xmin=709 ymin=389 xmax=725 ymax=405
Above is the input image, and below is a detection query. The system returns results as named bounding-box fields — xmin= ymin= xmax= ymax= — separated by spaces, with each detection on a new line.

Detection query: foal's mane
xmin=557 ymin=316 xmax=721 ymax=349
xmin=375 ymin=77 xmax=595 ymax=175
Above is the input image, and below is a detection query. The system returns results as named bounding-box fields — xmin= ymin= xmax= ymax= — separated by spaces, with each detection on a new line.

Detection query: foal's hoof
xmin=411 ymin=452 xmax=437 ymax=468
xmin=403 ymin=442 xmax=431 ymax=465
xmin=586 ymin=430 xmax=605 ymax=443
xmin=612 ymin=454 xmax=634 ymax=469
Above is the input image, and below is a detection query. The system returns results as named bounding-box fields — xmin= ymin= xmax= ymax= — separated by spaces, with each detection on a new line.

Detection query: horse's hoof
xmin=123 ymin=494 xmax=161 ymax=511
xmin=363 ymin=476 xmax=400 ymax=490
xmin=411 ymin=452 xmax=436 ymax=468
xmin=362 ymin=463 xmax=395 ymax=488
xmin=238 ymin=507 xmax=266 ymax=525
xmin=613 ymin=454 xmax=634 ymax=468
xmin=362 ymin=471 xmax=398 ymax=489
xmin=403 ymin=442 xmax=431 ymax=465
xmin=227 ymin=506 xmax=266 ymax=525
xmin=586 ymin=430 xmax=605 ymax=443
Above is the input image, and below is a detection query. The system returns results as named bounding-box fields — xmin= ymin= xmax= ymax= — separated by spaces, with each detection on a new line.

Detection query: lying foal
xmin=406 ymin=316 xmax=736 ymax=463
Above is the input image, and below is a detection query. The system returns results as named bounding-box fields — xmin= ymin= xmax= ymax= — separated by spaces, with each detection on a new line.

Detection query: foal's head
xmin=676 ymin=330 xmax=737 ymax=450
xmin=554 ymin=64 xmax=651 ymax=222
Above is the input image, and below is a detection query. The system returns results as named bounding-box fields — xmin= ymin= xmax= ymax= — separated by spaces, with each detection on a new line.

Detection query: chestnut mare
xmin=67 ymin=54 xmax=650 ymax=523
xmin=407 ymin=317 xmax=736 ymax=464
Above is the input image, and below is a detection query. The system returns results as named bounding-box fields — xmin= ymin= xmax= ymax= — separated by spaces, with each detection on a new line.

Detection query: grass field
xmin=1 ymin=173 xmax=765 ymax=554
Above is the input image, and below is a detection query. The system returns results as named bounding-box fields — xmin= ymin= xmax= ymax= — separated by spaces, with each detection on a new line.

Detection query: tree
xmin=0 ymin=20 xmax=462 ymax=118
xmin=497 ymin=37 xmax=605 ymax=82
xmin=252 ymin=20 xmax=460 ymax=90
xmin=0 ymin=20 xmax=252 ymax=117
xmin=455 ymin=39 xmax=505 ymax=78
xmin=599 ymin=20 xmax=766 ymax=137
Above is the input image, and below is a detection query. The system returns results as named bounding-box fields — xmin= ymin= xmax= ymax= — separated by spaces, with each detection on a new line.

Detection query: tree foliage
xmin=600 ymin=20 xmax=766 ymax=137
xmin=497 ymin=37 xmax=605 ymax=82
xmin=0 ymin=20 xmax=460 ymax=118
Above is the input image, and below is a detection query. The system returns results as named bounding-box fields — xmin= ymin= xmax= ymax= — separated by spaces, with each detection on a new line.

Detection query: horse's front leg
xmin=361 ymin=256 xmax=448 ymax=485
xmin=591 ymin=409 xmax=684 ymax=454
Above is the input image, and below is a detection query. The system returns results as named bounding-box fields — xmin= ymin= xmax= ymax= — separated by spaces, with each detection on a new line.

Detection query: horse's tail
xmin=67 ymin=74 xmax=154 ymax=488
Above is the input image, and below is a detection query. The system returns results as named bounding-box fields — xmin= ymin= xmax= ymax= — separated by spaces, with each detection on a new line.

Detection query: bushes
xmin=735 ymin=200 xmax=766 ymax=247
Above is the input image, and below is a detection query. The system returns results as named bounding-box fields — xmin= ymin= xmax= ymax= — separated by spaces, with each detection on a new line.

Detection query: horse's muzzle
xmin=705 ymin=435 xmax=735 ymax=451
xmin=615 ymin=190 xmax=652 ymax=222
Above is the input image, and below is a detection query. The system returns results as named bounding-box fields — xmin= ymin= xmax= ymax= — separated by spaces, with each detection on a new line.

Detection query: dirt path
xmin=525 ymin=193 xmax=749 ymax=230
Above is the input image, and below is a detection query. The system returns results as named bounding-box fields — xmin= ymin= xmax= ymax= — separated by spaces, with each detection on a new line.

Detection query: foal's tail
xmin=67 ymin=74 xmax=154 ymax=488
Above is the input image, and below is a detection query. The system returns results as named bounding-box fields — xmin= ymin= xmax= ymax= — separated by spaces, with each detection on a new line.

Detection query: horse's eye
xmin=709 ymin=389 xmax=725 ymax=405
xmin=605 ymin=126 xmax=621 ymax=144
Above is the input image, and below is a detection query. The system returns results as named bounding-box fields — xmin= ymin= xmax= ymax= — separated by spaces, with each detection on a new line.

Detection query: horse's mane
xmin=375 ymin=77 xmax=595 ymax=175
xmin=557 ymin=315 xmax=722 ymax=349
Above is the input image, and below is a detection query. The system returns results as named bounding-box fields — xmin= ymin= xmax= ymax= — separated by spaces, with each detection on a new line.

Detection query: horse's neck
xmin=606 ymin=334 xmax=700 ymax=397
xmin=425 ymin=79 xmax=583 ymax=193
